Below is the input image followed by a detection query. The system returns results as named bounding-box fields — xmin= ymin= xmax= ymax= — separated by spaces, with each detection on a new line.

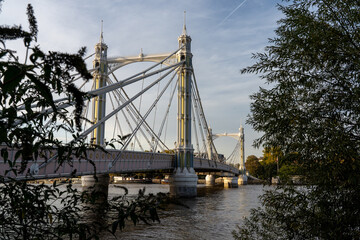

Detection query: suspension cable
xmin=191 ymin=70 xmax=220 ymax=161
xmin=191 ymin=87 xmax=207 ymax=158
xmin=26 ymin=61 xmax=185 ymax=135
xmin=107 ymin=89 xmax=144 ymax=151
xmin=106 ymin=78 xmax=148 ymax=150
xmin=107 ymin=69 xmax=169 ymax=151
xmin=17 ymin=48 xmax=181 ymax=113
xmin=110 ymin=68 xmax=179 ymax=167
xmin=162 ymin=77 xmax=177 ymax=147
xmin=152 ymin=76 xmax=179 ymax=152
xmin=38 ymin=64 xmax=179 ymax=169
xmin=227 ymin=140 xmax=240 ymax=164
xmin=151 ymin=66 xmax=162 ymax=151
xmin=191 ymin=101 xmax=200 ymax=156
xmin=133 ymin=74 xmax=145 ymax=150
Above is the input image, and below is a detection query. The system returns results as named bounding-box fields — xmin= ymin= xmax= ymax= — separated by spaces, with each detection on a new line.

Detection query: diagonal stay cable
xmin=38 ymin=63 xmax=181 ymax=169
xmin=227 ymin=140 xmax=240 ymax=164
xmin=191 ymin=87 xmax=207 ymax=157
xmin=191 ymin=70 xmax=220 ymax=161
xmin=19 ymin=61 xmax=184 ymax=132
xmin=109 ymin=68 xmax=180 ymax=169
xmin=191 ymin=100 xmax=201 ymax=156
xmin=108 ymin=68 xmax=170 ymax=151
xmin=18 ymin=47 xmax=182 ymax=112
xmin=106 ymin=79 xmax=144 ymax=151
xmin=152 ymin=77 xmax=179 ymax=152
xmin=108 ymin=83 xmax=153 ymax=151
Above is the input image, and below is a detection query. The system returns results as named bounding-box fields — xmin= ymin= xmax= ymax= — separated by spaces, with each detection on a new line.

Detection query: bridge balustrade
xmin=0 ymin=147 xmax=238 ymax=181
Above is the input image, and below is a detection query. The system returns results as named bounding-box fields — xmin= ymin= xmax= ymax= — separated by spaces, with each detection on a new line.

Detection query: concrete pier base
xmin=170 ymin=168 xmax=198 ymax=198
xmin=81 ymin=174 xmax=110 ymax=203
xmin=238 ymin=174 xmax=248 ymax=185
xmin=205 ymin=175 xmax=216 ymax=186
xmin=223 ymin=176 xmax=239 ymax=188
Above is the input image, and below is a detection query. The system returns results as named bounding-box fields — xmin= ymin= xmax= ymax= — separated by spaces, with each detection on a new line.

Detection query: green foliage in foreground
xmin=233 ymin=185 xmax=360 ymax=240
xmin=234 ymin=0 xmax=360 ymax=239
xmin=0 ymin=181 xmax=167 ymax=240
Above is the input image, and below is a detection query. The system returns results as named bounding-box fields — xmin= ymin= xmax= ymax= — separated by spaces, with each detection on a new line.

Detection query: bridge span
xmin=0 ymin=149 xmax=239 ymax=181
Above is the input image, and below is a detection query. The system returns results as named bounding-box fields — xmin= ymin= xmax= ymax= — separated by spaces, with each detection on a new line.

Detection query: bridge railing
xmin=0 ymin=148 xmax=239 ymax=180
xmin=193 ymin=157 xmax=239 ymax=174
xmin=0 ymin=148 xmax=174 ymax=181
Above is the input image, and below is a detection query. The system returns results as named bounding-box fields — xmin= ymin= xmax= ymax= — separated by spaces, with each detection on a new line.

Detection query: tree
xmin=278 ymin=152 xmax=304 ymax=183
xmin=0 ymin=3 xmax=166 ymax=239
xmin=234 ymin=0 xmax=360 ymax=239
xmin=261 ymin=147 xmax=282 ymax=182
xmin=245 ymin=155 xmax=263 ymax=178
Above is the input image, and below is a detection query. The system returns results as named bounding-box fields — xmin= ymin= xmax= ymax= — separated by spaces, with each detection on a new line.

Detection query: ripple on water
xmin=108 ymin=184 xmax=265 ymax=240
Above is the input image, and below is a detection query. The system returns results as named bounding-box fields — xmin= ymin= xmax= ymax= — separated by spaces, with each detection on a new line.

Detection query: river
xmin=104 ymin=183 xmax=266 ymax=240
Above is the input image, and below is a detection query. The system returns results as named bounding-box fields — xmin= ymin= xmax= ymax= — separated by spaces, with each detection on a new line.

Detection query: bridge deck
xmin=0 ymin=149 xmax=239 ymax=181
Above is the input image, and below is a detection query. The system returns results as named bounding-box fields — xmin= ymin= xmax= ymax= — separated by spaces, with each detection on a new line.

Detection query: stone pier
xmin=223 ymin=176 xmax=239 ymax=188
xmin=81 ymin=174 xmax=110 ymax=204
xmin=205 ymin=174 xmax=216 ymax=186
xmin=170 ymin=168 xmax=198 ymax=198
xmin=238 ymin=174 xmax=248 ymax=185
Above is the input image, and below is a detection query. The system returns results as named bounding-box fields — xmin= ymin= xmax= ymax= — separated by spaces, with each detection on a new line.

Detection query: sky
xmin=0 ymin=0 xmax=284 ymax=161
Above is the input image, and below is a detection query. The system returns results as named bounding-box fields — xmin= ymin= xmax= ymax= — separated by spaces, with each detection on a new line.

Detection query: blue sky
xmin=0 ymin=0 xmax=283 ymax=160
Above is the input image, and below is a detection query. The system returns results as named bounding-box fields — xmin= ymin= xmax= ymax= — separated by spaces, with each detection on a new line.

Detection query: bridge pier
xmin=81 ymin=174 xmax=110 ymax=204
xmin=170 ymin=168 xmax=198 ymax=198
xmin=205 ymin=174 xmax=216 ymax=186
xmin=223 ymin=176 xmax=238 ymax=188
xmin=238 ymin=174 xmax=248 ymax=185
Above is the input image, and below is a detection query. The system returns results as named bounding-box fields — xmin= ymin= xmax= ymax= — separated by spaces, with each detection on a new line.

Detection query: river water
xmin=104 ymin=183 xmax=266 ymax=240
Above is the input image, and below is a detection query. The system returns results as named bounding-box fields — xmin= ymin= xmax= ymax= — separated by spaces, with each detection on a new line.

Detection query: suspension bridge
xmin=0 ymin=20 xmax=247 ymax=197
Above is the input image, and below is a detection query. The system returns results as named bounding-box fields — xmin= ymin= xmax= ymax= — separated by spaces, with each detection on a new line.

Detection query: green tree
xmin=245 ymin=155 xmax=263 ymax=178
xmin=234 ymin=0 xmax=360 ymax=239
xmin=260 ymin=147 xmax=282 ymax=182
xmin=0 ymin=3 xmax=166 ymax=239
xmin=278 ymin=152 xmax=304 ymax=183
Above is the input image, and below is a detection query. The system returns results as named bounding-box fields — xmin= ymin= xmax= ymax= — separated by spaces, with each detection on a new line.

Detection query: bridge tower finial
xmin=100 ymin=20 xmax=104 ymax=43
xmin=182 ymin=11 xmax=187 ymax=35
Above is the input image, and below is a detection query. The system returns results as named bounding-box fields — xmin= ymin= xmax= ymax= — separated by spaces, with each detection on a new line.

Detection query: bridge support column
xmin=238 ymin=174 xmax=248 ymax=185
xmin=205 ymin=174 xmax=216 ymax=186
xmin=170 ymin=168 xmax=198 ymax=198
xmin=238 ymin=125 xmax=248 ymax=185
xmin=171 ymin=19 xmax=198 ymax=198
xmin=81 ymin=174 xmax=110 ymax=204
xmin=223 ymin=176 xmax=238 ymax=188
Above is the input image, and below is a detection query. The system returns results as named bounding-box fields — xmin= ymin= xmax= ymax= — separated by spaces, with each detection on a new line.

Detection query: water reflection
xmin=108 ymin=183 xmax=265 ymax=240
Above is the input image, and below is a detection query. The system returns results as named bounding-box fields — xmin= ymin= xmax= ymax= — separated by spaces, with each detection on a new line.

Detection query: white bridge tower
xmin=211 ymin=125 xmax=248 ymax=185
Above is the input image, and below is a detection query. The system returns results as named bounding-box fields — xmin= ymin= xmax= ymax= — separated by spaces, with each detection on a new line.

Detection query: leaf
xmin=26 ymin=72 xmax=56 ymax=111
xmin=48 ymin=213 xmax=53 ymax=224
xmin=1 ymin=148 xmax=8 ymax=163
xmin=111 ymin=221 xmax=118 ymax=234
xmin=130 ymin=211 xmax=138 ymax=226
xmin=2 ymin=65 xmax=24 ymax=93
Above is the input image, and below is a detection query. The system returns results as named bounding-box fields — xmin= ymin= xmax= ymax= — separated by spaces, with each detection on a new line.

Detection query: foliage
xmin=0 ymin=181 xmax=168 ymax=240
xmin=245 ymin=155 xmax=263 ymax=178
xmin=233 ymin=185 xmax=360 ymax=240
xmin=0 ymin=3 xmax=92 ymax=172
xmin=278 ymin=152 xmax=304 ymax=183
xmin=234 ymin=0 xmax=360 ymax=239
xmin=260 ymin=147 xmax=281 ymax=182
xmin=262 ymin=147 xmax=282 ymax=165
xmin=0 ymin=3 xmax=167 ymax=239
